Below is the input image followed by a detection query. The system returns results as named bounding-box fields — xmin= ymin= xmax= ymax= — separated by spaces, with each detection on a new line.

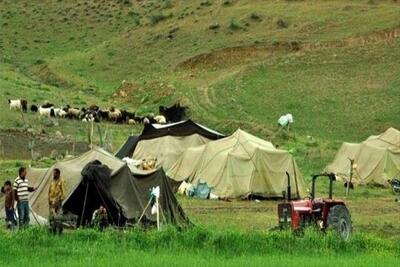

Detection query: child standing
xmin=1 ymin=180 xmax=17 ymax=229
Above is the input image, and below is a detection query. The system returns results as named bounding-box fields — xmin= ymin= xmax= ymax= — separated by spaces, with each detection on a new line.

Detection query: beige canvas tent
xmin=167 ymin=129 xmax=306 ymax=198
xmin=123 ymin=120 xmax=224 ymax=172
xmin=325 ymin=127 xmax=400 ymax=186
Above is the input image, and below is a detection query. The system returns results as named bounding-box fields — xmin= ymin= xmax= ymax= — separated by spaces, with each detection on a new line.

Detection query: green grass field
xmin=0 ymin=227 xmax=399 ymax=267
xmin=1 ymin=0 xmax=400 ymax=265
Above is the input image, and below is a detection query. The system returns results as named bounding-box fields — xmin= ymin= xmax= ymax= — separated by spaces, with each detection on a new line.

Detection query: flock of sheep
xmin=8 ymin=99 xmax=189 ymax=125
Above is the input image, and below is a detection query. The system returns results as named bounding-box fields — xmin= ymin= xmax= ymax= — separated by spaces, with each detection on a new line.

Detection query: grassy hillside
xmin=0 ymin=0 xmax=400 ymax=175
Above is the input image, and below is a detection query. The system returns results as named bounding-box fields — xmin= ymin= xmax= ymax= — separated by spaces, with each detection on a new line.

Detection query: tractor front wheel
xmin=327 ymin=205 xmax=352 ymax=240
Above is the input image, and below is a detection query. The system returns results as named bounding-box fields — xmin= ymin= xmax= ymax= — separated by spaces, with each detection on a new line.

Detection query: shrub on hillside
xmin=276 ymin=18 xmax=288 ymax=28
xmin=34 ymin=59 xmax=46 ymax=65
xmin=228 ymin=19 xmax=245 ymax=30
xmin=123 ymin=0 xmax=131 ymax=4
xmin=162 ymin=0 xmax=174 ymax=9
xmin=150 ymin=12 xmax=169 ymax=25
xmin=249 ymin=12 xmax=262 ymax=21
xmin=208 ymin=22 xmax=220 ymax=30
xmin=200 ymin=0 xmax=213 ymax=6
xmin=128 ymin=10 xmax=141 ymax=25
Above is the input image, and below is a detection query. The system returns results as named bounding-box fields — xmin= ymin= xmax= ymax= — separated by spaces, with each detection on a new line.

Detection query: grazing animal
xmin=8 ymin=99 xmax=28 ymax=112
xmin=143 ymin=116 xmax=156 ymax=125
xmin=41 ymin=102 xmax=54 ymax=108
xmin=82 ymin=113 xmax=95 ymax=123
xmin=30 ymin=104 xmax=38 ymax=113
xmin=128 ymin=119 xmax=136 ymax=125
xmin=148 ymin=116 xmax=157 ymax=124
xmin=97 ymin=110 xmax=109 ymax=121
xmin=88 ymin=105 xmax=100 ymax=112
xmin=52 ymin=108 xmax=67 ymax=118
xmin=84 ymin=110 xmax=99 ymax=122
xmin=159 ymin=103 xmax=188 ymax=123
xmin=125 ymin=111 xmax=135 ymax=120
xmin=52 ymin=108 xmax=60 ymax=117
xmin=108 ymin=108 xmax=122 ymax=122
xmin=154 ymin=115 xmax=167 ymax=124
xmin=134 ymin=116 xmax=144 ymax=124
xmin=67 ymin=107 xmax=81 ymax=119
xmin=20 ymin=99 xmax=28 ymax=112
xmin=38 ymin=106 xmax=53 ymax=118
xmin=119 ymin=110 xmax=135 ymax=123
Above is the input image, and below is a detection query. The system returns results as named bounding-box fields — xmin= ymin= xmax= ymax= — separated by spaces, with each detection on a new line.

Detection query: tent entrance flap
xmin=63 ymin=161 xmax=126 ymax=226
xmin=63 ymin=177 xmax=126 ymax=227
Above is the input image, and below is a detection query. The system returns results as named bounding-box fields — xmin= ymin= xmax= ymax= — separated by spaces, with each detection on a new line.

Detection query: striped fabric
xmin=13 ymin=177 xmax=30 ymax=202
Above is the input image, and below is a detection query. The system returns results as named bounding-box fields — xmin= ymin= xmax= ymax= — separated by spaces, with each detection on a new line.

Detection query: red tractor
xmin=278 ymin=172 xmax=352 ymax=240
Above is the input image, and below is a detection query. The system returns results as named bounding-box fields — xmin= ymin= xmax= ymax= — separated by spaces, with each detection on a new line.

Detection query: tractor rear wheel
xmin=327 ymin=205 xmax=352 ymax=240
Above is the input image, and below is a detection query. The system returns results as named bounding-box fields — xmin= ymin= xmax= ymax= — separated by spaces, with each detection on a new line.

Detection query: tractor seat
xmin=295 ymin=207 xmax=312 ymax=213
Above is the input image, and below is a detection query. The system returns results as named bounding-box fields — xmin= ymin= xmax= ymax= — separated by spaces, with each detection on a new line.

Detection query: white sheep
xmin=108 ymin=108 xmax=122 ymax=122
xmin=154 ymin=115 xmax=166 ymax=124
xmin=38 ymin=106 xmax=53 ymax=118
xmin=8 ymin=99 xmax=22 ymax=110
xmin=8 ymin=99 xmax=27 ymax=112
xmin=67 ymin=108 xmax=81 ymax=119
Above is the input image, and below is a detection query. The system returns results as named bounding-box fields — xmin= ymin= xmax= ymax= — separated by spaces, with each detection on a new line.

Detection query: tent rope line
xmin=30 ymin=167 xmax=54 ymax=207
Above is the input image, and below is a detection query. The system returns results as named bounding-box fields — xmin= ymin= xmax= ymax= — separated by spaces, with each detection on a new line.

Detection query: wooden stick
xmin=346 ymin=159 xmax=354 ymax=197
xmin=156 ymin=196 xmax=160 ymax=231
xmin=136 ymin=196 xmax=153 ymax=225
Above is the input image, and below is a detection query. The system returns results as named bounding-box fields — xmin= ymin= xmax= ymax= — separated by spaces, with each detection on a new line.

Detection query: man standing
xmin=48 ymin=168 xmax=66 ymax=234
xmin=13 ymin=167 xmax=36 ymax=227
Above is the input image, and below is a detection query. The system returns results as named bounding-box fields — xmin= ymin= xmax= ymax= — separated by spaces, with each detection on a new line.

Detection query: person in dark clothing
xmin=1 ymin=180 xmax=17 ymax=229
xmin=92 ymin=206 xmax=109 ymax=230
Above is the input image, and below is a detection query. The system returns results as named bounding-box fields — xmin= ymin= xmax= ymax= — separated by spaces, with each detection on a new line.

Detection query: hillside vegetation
xmin=0 ymin=0 xmax=400 ymax=174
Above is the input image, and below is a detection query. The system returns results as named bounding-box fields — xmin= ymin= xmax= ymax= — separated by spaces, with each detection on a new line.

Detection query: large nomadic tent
xmin=116 ymin=120 xmax=224 ymax=171
xmin=167 ymin=129 xmax=306 ymax=199
xmin=1 ymin=148 xmax=189 ymax=227
xmin=325 ymin=127 xmax=400 ymax=186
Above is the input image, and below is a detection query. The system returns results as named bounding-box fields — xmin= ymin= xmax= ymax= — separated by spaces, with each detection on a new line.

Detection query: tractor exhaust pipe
xmin=285 ymin=171 xmax=291 ymax=202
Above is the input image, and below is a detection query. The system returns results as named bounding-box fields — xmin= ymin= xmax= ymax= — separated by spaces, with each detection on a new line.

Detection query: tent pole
xmin=156 ymin=196 xmax=160 ymax=231
xmin=93 ymin=182 xmax=115 ymax=225
xmin=80 ymin=182 xmax=89 ymax=227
